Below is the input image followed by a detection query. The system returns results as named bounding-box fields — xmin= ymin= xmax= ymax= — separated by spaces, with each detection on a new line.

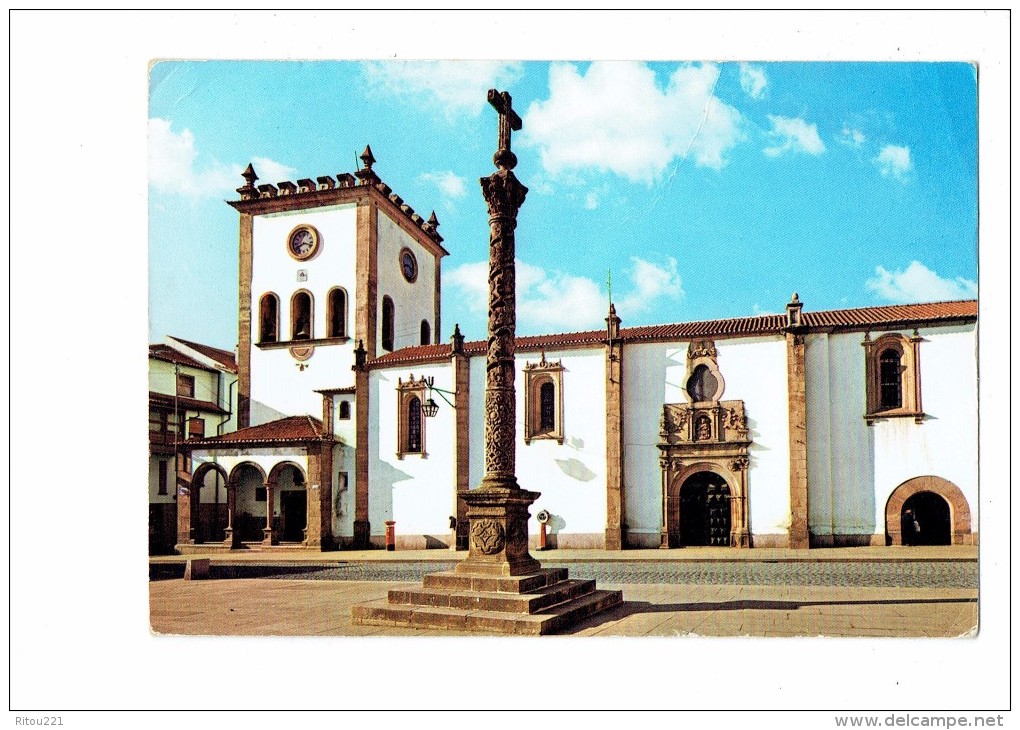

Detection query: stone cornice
xmin=229 ymin=175 xmax=449 ymax=258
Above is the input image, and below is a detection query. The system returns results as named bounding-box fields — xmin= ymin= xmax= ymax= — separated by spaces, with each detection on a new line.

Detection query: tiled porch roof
xmin=149 ymin=391 xmax=228 ymax=415
xmin=187 ymin=416 xmax=332 ymax=448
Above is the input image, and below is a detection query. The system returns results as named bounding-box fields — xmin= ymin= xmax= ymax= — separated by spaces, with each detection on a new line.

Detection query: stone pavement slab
xmin=149 ymin=578 xmax=977 ymax=638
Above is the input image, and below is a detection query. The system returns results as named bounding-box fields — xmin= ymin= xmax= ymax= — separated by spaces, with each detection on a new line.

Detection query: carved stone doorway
xmin=901 ymin=492 xmax=951 ymax=546
xmin=679 ymin=472 xmax=731 ymax=546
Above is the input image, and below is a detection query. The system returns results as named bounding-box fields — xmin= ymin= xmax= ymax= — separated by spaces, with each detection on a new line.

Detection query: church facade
xmin=177 ymin=151 xmax=978 ymax=552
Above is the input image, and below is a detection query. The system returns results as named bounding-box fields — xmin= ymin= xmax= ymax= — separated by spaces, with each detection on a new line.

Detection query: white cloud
xmin=522 ymin=62 xmax=744 ymax=184
xmin=874 ymin=144 xmax=913 ymax=181
xmin=148 ymin=118 xmax=294 ymax=199
xmin=360 ymin=60 xmax=524 ymax=119
xmin=739 ymin=63 xmax=767 ymax=99
xmin=420 ymin=170 xmax=467 ymax=201
xmin=763 ymin=115 xmax=826 ymax=157
xmin=866 ymin=261 xmax=977 ymax=303
xmin=615 ymin=256 xmax=684 ymax=315
xmin=838 ymin=125 xmax=866 ymax=148
xmin=446 ymin=256 xmax=683 ymax=333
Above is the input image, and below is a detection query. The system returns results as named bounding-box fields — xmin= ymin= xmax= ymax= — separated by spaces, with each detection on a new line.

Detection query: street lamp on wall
xmin=422 ymin=376 xmax=455 ymax=418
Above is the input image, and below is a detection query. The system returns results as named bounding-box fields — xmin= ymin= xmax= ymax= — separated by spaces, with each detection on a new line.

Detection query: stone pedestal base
xmin=351 ymin=567 xmax=623 ymax=636
xmin=351 ymin=483 xmax=623 ymax=635
xmin=455 ymin=485 xmax=541 ymax=577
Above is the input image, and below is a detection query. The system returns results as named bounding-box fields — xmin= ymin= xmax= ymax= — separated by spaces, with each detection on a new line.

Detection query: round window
xmin=400 ymin=248 xmax=418 ymax=283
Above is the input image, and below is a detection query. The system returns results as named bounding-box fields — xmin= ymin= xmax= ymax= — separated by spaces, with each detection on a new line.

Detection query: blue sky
xmin=149 ymin=60 xmax=977 ymax=350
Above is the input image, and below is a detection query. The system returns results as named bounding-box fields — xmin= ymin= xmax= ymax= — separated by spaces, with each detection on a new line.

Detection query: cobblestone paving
xmin=247 ymin=559 xmax=977 ymax=588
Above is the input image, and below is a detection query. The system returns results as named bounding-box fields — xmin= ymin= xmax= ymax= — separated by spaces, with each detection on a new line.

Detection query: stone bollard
xmin=183 ymin=558 xmax=211 ymax=580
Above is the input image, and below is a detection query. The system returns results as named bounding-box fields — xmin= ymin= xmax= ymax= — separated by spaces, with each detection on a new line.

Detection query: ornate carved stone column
xmin=456 ymin=89 xmax=540 ymax=577
xmin=351 ymin=89 xmax=622 ymax=632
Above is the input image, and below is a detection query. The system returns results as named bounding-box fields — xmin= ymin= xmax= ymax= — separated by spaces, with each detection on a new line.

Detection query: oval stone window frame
xmin=683 ymin=339 xmax=725 ymax=404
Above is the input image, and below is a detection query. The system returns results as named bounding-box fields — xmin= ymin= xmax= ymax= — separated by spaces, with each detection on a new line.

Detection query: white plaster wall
xmin=326 ymin=395 xmax=357 ymax=538
xmin=375 ymin=213 xmax=439 ymax=355
xmin=717 ymin=337 xmax=791 ymax=536
xmin=622 ymin=337 xmax=791 ymax=544
xmin=805 ymin=333 xmax=835 ymax=535
xmin=249 ymin=204 xmax=359 ymax=424
xmin=515 ymin=349 xmax=608 ymax=538
xmin=806 ymin=333 xmax=877 ymax=536
xmin=620 ymin=342 xmax=672 ymax=544
xmin=332 ymin=443 xmax=354 ymax=538
xmin=370 ymin=362 xmax=457 ymax=536
xmin=869 ymin=325 xmax=978 ymax=532
xmin=149 ymin=360 xmax=220 ymax=405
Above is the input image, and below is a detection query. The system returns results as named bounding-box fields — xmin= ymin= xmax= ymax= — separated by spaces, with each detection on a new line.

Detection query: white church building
xmin=177 ymin=149 xmax=978 ymax=552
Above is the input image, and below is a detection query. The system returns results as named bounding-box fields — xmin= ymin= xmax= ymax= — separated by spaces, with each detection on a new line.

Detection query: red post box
xmin=385 ymin=520 xmax=396 ymax=551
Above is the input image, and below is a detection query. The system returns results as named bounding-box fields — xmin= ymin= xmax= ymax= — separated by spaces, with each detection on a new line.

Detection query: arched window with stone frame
xmin=420 ymin=319 xmax=431 ymax=346
xmin=259 ymin=293 xmax=279 ymax=343
xmin=396 ymin=376 xmax=427 ymax=458
xmin=524 ymin=354 xmax=565 ymax=444
xmin=863 ymin=331 xmax=924 ymax=424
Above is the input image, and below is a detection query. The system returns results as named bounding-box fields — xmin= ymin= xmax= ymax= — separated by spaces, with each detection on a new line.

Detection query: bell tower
xmin=229 ymin=150 xmax=447 ymax=427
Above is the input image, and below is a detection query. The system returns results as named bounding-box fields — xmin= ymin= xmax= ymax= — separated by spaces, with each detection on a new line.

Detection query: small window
xmin=539 ymin=382 xmax=556 ymax=431
xmin=879 ymin=349 xmax=902 ymax=409
xmin=407 ymin=397 xmax=423 ymax=453
xmin=255 ymin=487 xmax=267 ymax=502
xmin=259 ymin=293 xmax=279 ymax=343
xmin=420 ymin=320 xmax=431 ymax=346
xmin=381 ymin=296 xmax=395 ymax=351
xmin=188 ymin=417 xmax=205 ymax=440
xmin=396 ymin=377 xmax=427 ymax=458
xmin=338 ymin=401 xmax=351 ymax=420
xmin=177 ymin=374 xmax=195 ymax=398
xmin=328 ymin=288 xmax=347 ymax=338
xmin=291 ymin=291 xmax=313 ymax=340
xmin=158 ymin=459 xmax=169 ymax=495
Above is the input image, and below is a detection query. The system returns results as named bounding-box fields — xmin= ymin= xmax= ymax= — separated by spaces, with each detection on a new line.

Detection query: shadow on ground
xmin=559 ymin=596 xmax=977 ymax=634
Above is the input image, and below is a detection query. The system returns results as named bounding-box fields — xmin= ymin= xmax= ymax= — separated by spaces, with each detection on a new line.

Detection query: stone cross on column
xmin=457 ymin=88 xmax=540 ymax=577
xmin=488 ymin=88 xmax=522 ymax=171
xmin=478 ymin=90 xmax=528 ymax=490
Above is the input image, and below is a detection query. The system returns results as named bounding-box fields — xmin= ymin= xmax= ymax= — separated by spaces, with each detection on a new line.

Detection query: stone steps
xmin=352 ymin=588 xmax=623 ymax=636
xmin=352 ymin=568 xmax=623 ymax=635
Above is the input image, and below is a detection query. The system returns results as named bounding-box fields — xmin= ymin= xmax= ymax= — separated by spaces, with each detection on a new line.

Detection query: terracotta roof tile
xmin=370 ymin=300 xmax=976 ymax=368
xmin=315 ymin=385 xmax=357 ymax=395
xmin=188 ymin=415 xmax=331 ymax=448
xmin=149 ymin=391 xmax=228 ymax=415
xmin=168 ymin=336 xmax=238 ymax=372
xmin=149 ymin=344 xmax=218 ymax=373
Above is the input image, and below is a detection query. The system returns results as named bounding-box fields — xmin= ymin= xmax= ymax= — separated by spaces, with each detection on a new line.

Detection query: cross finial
xmin=487 ymin=89 xmax=522 ymax=171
